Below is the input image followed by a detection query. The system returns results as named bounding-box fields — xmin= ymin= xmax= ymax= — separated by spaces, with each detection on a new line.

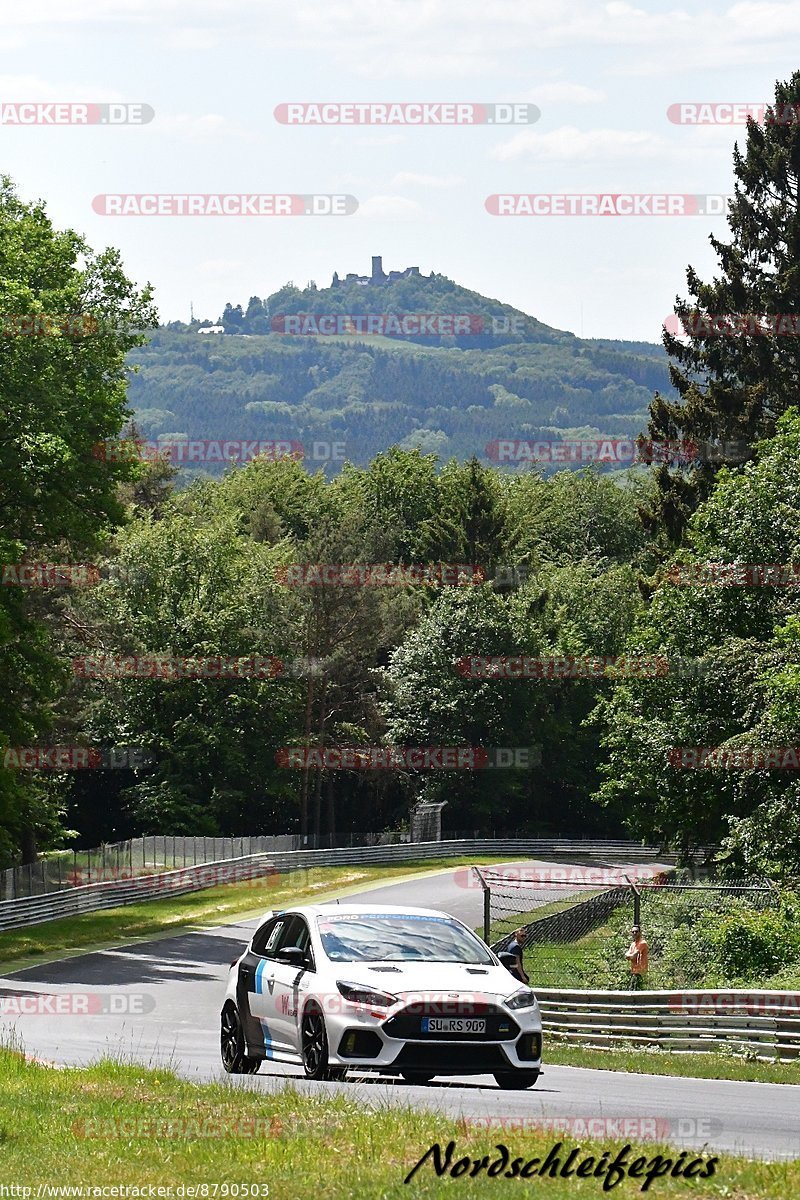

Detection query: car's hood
xmin=331 ymin=960 xmax=530 ymax=1002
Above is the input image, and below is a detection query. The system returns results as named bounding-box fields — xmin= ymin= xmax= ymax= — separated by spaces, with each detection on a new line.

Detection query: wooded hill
xmin=127 ymin=273 xmax=672 ymax=472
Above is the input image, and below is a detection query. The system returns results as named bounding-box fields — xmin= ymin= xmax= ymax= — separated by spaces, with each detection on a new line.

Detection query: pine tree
xmin=418 ymin=458 xmax=506 ymax=581
xmin=643 ymin=71 xmax=800 ymax=546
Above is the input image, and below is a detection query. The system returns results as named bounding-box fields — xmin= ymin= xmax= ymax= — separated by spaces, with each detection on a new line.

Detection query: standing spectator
xmin=625 ymin=925 xmax=649 ymax=989
xmin=505 ymin=927 xmax=530 ymax=985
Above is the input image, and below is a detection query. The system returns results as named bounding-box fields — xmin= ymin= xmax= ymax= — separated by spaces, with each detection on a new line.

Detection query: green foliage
xmin=0 ymin=176 xmax=156 ymax=863
xmin=11 ymin=81 xmax=800 ymax=884
xmin=48 ymin=448 xmax=648 ymax=844
xmin=578 ymin=889 xmax=800 ymax=990
xmin=127 ymin=270 xmax=671 ymax=472
xmin=645 ymin=70 xmax=800 ymax=544
xmin=594 ymin=409 xmax=800 ymax=859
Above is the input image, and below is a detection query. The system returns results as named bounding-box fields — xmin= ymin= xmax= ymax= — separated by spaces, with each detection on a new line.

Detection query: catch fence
xmin=473 ymin=866 xmax=778 ymax=989
xmin=0 ymin=838 xmax=686 ymax=929
xmin=0 ymin=833 xmax=680 ymax=901
xmin=0 ymin=832 xmax=412 ymax=900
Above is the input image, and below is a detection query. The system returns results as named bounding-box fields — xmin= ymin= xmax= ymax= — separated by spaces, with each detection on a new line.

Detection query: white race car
xmin=220 ymin=902 xmax=542 ymax=1088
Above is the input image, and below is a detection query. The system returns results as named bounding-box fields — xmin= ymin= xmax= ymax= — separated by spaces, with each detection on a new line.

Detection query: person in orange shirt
xmin=625 ymin=925 xmax=649 ymax=989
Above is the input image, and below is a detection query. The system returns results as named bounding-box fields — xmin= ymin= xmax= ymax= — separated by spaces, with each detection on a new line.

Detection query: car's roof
xmin=258 ymin=901 xmax=454 ymax=921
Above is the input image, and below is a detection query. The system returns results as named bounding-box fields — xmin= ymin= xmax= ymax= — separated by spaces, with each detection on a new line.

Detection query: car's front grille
xmin=383 ymin=1003 xmax=519 ymax=1042
xmin=392 ymin=1043 xmax=510 ymax=1072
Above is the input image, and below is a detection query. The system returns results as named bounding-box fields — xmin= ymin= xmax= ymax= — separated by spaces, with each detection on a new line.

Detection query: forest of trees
xmin=4 ymin=71 xmax=800 ymax=876
xmin=128 ymin=304 xmax=670 ymax=472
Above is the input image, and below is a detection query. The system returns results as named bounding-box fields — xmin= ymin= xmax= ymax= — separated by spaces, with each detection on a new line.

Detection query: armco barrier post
xmin=625 ymin=874 xmax=641 ymax=927
xmin=472 ymin=867 xmax=491 ymax=942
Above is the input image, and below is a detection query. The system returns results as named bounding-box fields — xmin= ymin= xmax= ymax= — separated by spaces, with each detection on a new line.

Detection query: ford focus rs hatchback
xmin=220 ymin=902 xmax=542 ymax=1088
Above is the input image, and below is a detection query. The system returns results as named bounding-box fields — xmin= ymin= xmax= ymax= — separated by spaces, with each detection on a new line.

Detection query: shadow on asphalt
xmin=3 ymin=932 xmax=247 ymax=986
xmin=255 ymin=1067 xmax=552 ymax=1092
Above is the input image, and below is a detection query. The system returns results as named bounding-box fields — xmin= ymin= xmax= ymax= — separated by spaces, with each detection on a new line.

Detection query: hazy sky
xmin=4 ymin=0 xmax=799 ymax=341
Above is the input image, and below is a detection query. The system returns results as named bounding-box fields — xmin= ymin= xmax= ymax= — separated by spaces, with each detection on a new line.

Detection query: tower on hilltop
xmin=331 ymin=256 xmax=427 ymax=288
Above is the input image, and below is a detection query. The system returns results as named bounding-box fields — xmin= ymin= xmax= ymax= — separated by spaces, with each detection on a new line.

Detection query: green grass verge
xmin=480 ymin=910 xmax=617 ymax=989
xmin=545 ymin=1039 xmax=800 ymax=1083
xmin=521 ymin=922 xmax=620 ymax=988
xmin=478 ymin=892 xmax=600 ymax=946
xmin=1 ymin=1047 xmax=797 ymax=1197
xmin=0 ymin=856 xmax=503 ymax=972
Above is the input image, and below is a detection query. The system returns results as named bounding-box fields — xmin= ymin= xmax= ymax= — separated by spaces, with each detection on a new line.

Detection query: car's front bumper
xmin=325 ymin=1000 xmax=542 ymax=1074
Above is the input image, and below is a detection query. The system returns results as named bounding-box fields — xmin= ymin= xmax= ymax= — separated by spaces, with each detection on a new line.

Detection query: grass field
xmin=478 ymin=891 xmax=600 ymax=947
xmin=522 ymin=919 xmax=623 ymax=988
xmin=545 ymin=1040 xmax=800 ymax=1083
xmin=2 ymin=1047 xmax=798 ymax=1198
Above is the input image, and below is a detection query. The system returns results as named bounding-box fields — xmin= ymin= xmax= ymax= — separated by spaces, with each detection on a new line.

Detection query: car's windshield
xmin=316 ymin=912 xmax=494 ymax=964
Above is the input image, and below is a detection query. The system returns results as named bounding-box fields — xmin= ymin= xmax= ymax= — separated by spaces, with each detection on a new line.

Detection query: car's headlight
xmin=336 ymin=980 xmax=398 ymax=1009
xmin=504 ymin=988 xmax=538 ymax=1011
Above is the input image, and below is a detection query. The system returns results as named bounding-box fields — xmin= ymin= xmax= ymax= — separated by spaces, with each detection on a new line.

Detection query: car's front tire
xmin=301 ymin=1004 xmax=347 ymax=1082
xmin=493 ymin=1069 xmax=540 ymax=1089
xmin=220 ymin=1003 xmax=261 ymax=1074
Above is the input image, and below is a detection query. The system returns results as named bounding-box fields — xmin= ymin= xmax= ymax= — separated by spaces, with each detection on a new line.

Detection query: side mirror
xmin=276 ymin=945 xmax=308 ymax=968
xmin=498 ymin=951 xmax=518 ymax=973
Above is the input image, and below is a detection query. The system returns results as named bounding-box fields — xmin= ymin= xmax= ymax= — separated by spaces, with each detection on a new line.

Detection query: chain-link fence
xmin=0 ymin=831 xmax=413 ymax=900
xmin=474 ymin=865 xmax=781 ymax=990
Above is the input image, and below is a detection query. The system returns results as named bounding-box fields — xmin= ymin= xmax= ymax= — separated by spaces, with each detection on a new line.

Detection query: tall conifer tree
xmin=643 ymin=71 xmax=800 ymax=545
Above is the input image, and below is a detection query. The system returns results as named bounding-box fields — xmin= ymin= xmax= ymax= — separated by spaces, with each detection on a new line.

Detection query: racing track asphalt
xmin=2 ymin=858 xmax=799 ymax=1163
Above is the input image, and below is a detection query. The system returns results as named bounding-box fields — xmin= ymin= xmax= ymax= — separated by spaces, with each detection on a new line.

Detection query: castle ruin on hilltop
xmin=331 ymin=256 xmax=431 ymax=287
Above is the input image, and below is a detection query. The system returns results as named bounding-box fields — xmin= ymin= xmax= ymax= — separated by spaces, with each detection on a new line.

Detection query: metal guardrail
xmin=2 ymin=834 xmax=696 ymax=900
xmin=0 ymin=839 xmax=680 ymax=932
xmin=536 ymin=988 xmax=800 ymax=1059
xmin=0 ymin=855 xmax=278 ymax=932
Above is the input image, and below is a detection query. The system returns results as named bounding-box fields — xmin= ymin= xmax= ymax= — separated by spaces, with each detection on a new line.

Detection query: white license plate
xmin=421 ymin=1017 xmax=486 ymax=1034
